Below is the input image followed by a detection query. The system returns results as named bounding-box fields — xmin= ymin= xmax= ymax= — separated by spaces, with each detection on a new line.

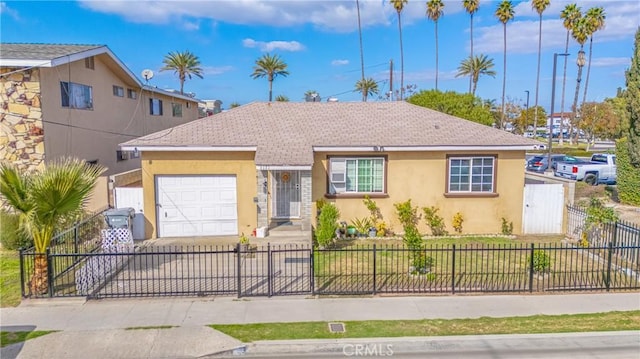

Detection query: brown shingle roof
xmin=121 ymin=102 xmax=541 ymax=166
xmin=0 ymin=43 xmax=103 ymax=61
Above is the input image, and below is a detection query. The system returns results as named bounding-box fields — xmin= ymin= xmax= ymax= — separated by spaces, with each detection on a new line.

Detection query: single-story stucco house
xmin=119 ymin=101 xmax=542 ymax=239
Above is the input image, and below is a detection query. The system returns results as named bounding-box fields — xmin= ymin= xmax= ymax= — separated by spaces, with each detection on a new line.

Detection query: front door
xmin=271 ymin=171 xmax=301 ymax=219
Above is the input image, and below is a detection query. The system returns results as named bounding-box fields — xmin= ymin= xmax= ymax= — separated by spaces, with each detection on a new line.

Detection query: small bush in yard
xmin=501 ymin=217 xmax=513 ymax=235
xmin=315 ymin=203 xmax=340 ymax=248
xmin=0 ymin=210 xmax=32 ymax=250
xmin=423 ymin=206 xmax=448 ymax=236
xmin=529 ymin=250 xmax=551 ymax=274
xmin=452 ymin=212 xmax=464 ymax=234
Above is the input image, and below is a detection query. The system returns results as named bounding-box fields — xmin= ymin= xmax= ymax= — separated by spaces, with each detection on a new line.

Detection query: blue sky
xmin=1 ymin=0 xmax=638 ymax=113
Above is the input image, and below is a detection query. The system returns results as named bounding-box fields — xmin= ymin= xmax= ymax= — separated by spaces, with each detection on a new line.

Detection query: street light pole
xmin=547 ymin=53 xmax=570 ymax=174
xmin=525 ymin=90 xmax=530 ymax=136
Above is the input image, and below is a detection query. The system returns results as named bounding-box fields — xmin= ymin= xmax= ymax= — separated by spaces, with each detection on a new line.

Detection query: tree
xmin=582 ymin=7 xmax=606 ymax=107
xmin=455 ymin=54 xmax=496 ymax=96
xmin=463 ymin=0 xmax=480 ymax=94
xmin=626 ymin=27 xmax=640 ymax=166
xmin=570 ymin=16 xmax=590 ymax=142
xmin=514 ymin=105 xmax=547 ymax=135
xmin=606 ymin=95 xmax=630 ymax=139
xmin=579 ymin=102 xmax=618 ymax=150
xmin=390 ymin=0 xmax=408 ymax=100
xmin=531 ymin=0 xmax=550 ymax=139
xmin=616 ymin=138 xmax=640 ymax=205
xmin=0 ymin=158 xmax=105 ymax=294
xmin=426 ymin=0 xmax=445 ymax=91
xmin=407 ymin=89 xmax=494 ymax=126
xmin=250 ymin=53 xmax=289 ymax=102
xmin=495 ymin=0 xmax=515 ymax=129
xmin=559 ymin=3 xmax=582 ymax=145
xmin=159 ymin=51 xmax=203 ymax=95
xmin=229 ymin=102 xmax=241 ymax=109
xmin=355 ymin=78 xmax=379 ymax=102
xmin=275 ymin=95 xmax=289 ymax=102
xmin=356 ymin=0 xmax=366 ymax=101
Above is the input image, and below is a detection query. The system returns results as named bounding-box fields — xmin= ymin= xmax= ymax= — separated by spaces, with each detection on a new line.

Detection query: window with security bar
xmin=329 ymin=157 xmax=384 ymax=194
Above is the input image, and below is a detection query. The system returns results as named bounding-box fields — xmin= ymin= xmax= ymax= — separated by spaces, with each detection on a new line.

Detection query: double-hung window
xmin=60 ymin=82 xmax=93 ymax=110
xmin=150 ymin=98 xmax=163 ymax=115
xmin=329 ymin=157 xmax=384 ymax=194
xmin=448 ymin=156 xmax=495 ymax=193
xmin=113 ymin=85 xmax=124 ymax=97
xmin=171 ymin=103 xmax=183 ymax=117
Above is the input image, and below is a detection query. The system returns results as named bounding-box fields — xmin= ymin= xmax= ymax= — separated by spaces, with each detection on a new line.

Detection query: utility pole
xmin=389 ymin=59 xmax=394 ymax=101
xmin=525 ymin=90 xmax=530 ymax=135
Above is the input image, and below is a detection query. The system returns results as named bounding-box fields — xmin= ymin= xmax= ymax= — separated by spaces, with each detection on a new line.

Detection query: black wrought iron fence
xmin=20 ymin=242 xmax=640 ymax=299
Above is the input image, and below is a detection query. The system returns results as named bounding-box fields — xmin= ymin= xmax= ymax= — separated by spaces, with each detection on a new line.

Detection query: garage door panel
xmin=157 ymin=175 xmax=238 ymax=238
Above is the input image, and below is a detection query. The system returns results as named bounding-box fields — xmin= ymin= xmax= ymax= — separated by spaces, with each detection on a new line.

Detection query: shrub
xmin=501 ymin=217 xmax=513 ymax=235
xmin=0 ymin=210 xmax=32 ymax=250
xmin=410 ymin=251 xmax=434 ymax=275
xmin=452 ymin=212 xmax=464 ymax=234
xmin=363 ymin=195 xmax=382 ymax=221
xmin=375 ymin=221 xmax=388 ymax=237
xmin=529 ymin=250 xmax=551 ymax=274
xmin=617 ymin=137 xmax=640 ymax=205
xmin=315 ymin=198 xmax=328 ymax=219
xmin=315 ymin=203 xmax=340 ymax=248
xmin=423 ymin=206 xmax=448 ymax=236
xmin=351 ymin=217 xmax=373 ymax=236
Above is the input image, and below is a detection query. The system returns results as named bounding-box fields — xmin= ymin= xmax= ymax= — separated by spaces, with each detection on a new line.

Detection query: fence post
xmin=529 ymin=243 xmax=535 ymax=293
xmin=267 ymin=243 xmax=272 ymax=298
xmin=19 ymin=249 xmax=25 ymax=298
xmin=236 ymin=243 xmax=242 ymax=298
xmin=451 ymin=244 xmax=456 ymax=294
xmin=74 ymin=224 xmax=79 ymax=254
xmin=372 ymin=244 xmax=377 ymax=295
xmin=606 ymin=241 xmax=613 ymax=292
xmin=46 ymin=248 xmax=54 ymax=298
xmin=310 ymin=246 xmax=315 ymax=296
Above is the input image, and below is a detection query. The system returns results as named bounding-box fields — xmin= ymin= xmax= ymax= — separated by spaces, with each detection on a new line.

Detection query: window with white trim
xmin=150 ymin=98 xmax=163 ymax=115
xmin=448 ymin=156 xmax=495 ymax=193
xmin=329 ymin=157 xmax=384 ymax=194
xmin=60 ymin=82 xmax=93 ymax=110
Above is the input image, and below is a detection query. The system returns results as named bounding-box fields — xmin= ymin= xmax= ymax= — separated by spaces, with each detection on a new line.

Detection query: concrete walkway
xmin=1 ymin=293 xmax=639 ymax=358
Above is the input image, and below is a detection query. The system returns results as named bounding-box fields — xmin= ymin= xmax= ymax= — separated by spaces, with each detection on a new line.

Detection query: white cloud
xmin=242 ymin=38 xmax=305 ymax=52
xmin=202 ymin=65 xmax=234 ymax=75
xmin=182 ymin=20 xmax=200 ymax=31
xmin=331 ymin=59 xmax=349 ymax=66
xmin=0 ymin=2 xmax=19 ymax=20
xmin=590 ymin=57 xmax=631 ymax=67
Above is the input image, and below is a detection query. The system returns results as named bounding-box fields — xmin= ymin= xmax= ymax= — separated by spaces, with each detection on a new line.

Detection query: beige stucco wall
xmin=140 ymin=151 xmax=257 ymax=238
xmin=312 ymin=150 xmax=527 ymax=235
xmin=37 ymin=54 xmax=198 ymax=176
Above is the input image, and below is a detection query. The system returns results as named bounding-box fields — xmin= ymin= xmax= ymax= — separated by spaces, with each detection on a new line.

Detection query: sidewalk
xmin=1 ymin=293 xmax=639 ymax=358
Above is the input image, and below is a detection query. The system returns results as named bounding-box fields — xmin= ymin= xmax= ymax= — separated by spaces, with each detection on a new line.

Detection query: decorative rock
xmin=24 ymin=82 xmax=40 ymax=91
xmin=14 ymin=124 xmax=26 ymax=133
xmin=31 ymin=96 xmax=41 ymax=108
xmin=28 ymin=110 xmax=41 ymax=119
xmin=20 ymin=152 xmax=30 ymax=159
xmin=8 ymin=73 xmax=23 ymax=82
xmin=30 ymin=70 xmax=40 ymax=82
xmin=15 ymin=141 xmax=26 ymax=150
xmin=4 ymin=114 xmax=23 ymax=125
xmin=35 ymin=141 xmax=44 ymax=154
xmin=8 ymin=103 xmax=29 ymax=115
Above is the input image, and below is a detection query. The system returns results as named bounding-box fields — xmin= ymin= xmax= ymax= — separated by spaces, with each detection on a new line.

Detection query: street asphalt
xmin=1 ymin=293 xmax=639 ymax=358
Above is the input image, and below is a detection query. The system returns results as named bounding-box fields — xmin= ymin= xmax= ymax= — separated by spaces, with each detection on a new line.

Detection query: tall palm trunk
xmin=179 ymin=73 xmax=185 ymax=95
xmin=471 ymin=76 xmax=478 ymax=96
xmin=500 ymin=24 xmax=507 ymax=129
xmin=469 ymin=14 xmax=474 ymax=93
xmin=435 ymin=20 xmax=439 ymax=90
xmin=357 ymin=0 xmax=365 ymax=101
xmin=30 ymin=254 xmax=49 ymax=295
xmin=533 ymin=14 xmax=543 ymax=140
xmin=582 ymin=36 xmax=594 ymax=107
xmin=268 ymin=75 xmax=273 ymax=102
xmin=571 ymin=46 xmax=585 ymax=144
xmin=398 ymin=13 xmax=404 ymax=100
xmin=559 ymin=30 xmax=570 ymax=145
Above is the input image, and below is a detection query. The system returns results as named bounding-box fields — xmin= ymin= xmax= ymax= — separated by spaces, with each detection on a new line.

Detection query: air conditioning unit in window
xmin=116 ymin=150 xmax=129 ymax=161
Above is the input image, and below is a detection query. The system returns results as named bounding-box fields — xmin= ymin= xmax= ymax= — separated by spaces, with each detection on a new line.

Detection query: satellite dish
xmin=141 ymin=69 xmax=154 ymax=83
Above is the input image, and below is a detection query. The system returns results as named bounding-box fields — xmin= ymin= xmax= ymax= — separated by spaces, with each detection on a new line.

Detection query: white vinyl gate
xmin=114 ymin=187 xmax=144 ymax=213
xmin=522 ymin=184 xmax=565 ymax=234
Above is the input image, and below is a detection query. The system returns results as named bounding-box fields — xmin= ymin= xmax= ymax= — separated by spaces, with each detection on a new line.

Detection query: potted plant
xmin=239 ymin=233 xmax=250 ymax=251
xmin=368 ymin=226 xmax=377 ymax=238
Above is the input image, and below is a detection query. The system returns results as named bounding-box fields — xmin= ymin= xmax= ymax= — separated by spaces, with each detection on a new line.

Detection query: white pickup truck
xmin=555 ymin=153 xmax=616 ymax=185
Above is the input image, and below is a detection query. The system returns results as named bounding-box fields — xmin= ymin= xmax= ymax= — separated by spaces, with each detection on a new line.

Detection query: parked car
xmin=555 ymin=153 xmax=617 ymax=185
xmin=526 ymin=154 xmax=582 ymax=173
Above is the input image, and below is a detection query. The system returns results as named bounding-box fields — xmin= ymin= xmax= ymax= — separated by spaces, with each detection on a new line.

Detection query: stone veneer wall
xmin=1 ymin=68 xmax=45 ymax=172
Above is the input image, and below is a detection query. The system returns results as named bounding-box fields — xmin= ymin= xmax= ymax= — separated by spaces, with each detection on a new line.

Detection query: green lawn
xmin=0 ymin=250 xmax=22 ymax=307
xmin=210 ymin=310 xmax=640 ymax=342
xmin=1 ymin=330 xmax=56 ymax=348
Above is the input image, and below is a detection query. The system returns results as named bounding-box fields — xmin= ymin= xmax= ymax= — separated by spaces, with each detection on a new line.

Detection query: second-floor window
xmin=150 ymin=98 xmax=163 ymax=116
xmin=60 ymin=81 xmax=93 ymax=110
xmin=127 ymin=89 xmax=137 ymax=99
xmin=172 ymin=103 xmax=183 ymax=117
xmin=113 ymin=85 xmax=124 ymax=97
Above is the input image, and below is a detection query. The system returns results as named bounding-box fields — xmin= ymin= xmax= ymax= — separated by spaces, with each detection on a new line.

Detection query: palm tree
xmin=355 ymin=78 xmax=380 ymax=102
xmin=455 ymin=54 xmax=497 ymax=96
xmin=250 ymin=53 xmax=289 ymax=102
xmin=0 ymin=158 xmax=105 ymax=294
xmin=159 ymin=51 xmax=203 ymax=95
xmin=559 ymin=3 xmax=582 ymax=145
xmin=463 ymin=0 xmax=480 ymax=93
xmin=390 ymin=0 xmax=408 ymax=100
xmin=356 ymin=0 xmax=366 ymax=101
xmin=426 ymin=0 xmax=445 ymax=91
xmin=304 ymin=90 xmax=321 ymax=102
xmin=275 ymin=95 xmax=289 ymax=102
xmin=582 ymin=7 xmax=606 ymax=107
xmin=531 ymin=0 xmax=550 ymax=139
xmin=495 ymin=0 xmax=515 ymax=129
xmin=570 ymin=16 xmax=590 ymax=142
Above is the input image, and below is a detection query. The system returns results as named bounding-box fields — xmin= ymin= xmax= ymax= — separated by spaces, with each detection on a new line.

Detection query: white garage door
xmin=156 ymin=175 xmax=238 ymax=237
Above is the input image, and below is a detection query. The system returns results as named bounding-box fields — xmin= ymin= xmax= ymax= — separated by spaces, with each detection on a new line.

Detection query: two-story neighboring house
xmin=0 ymin=43 xmax=200 ymax=176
